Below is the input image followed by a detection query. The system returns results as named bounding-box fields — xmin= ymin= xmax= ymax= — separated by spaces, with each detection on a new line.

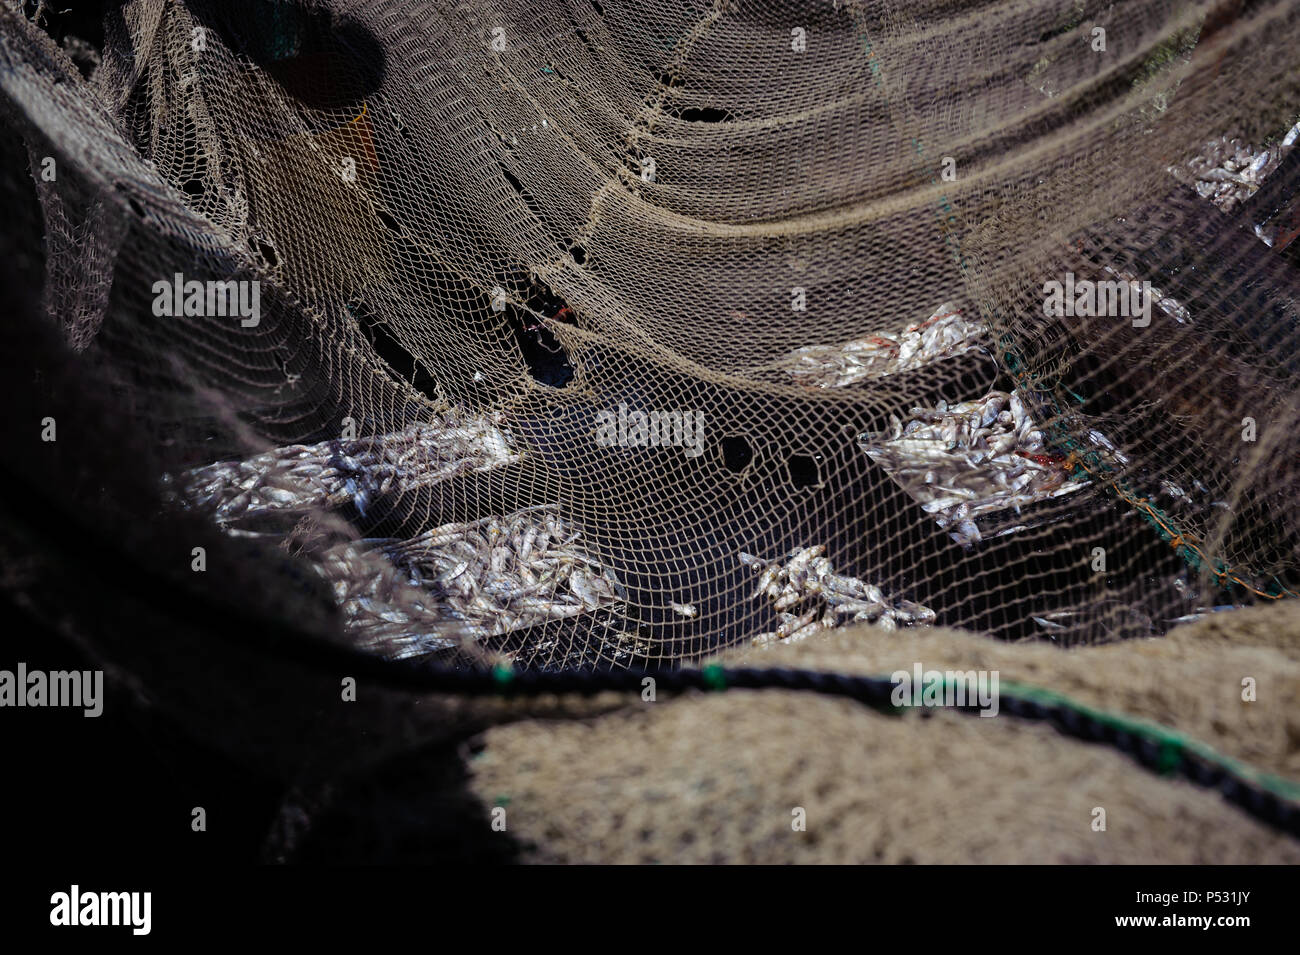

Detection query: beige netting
xmin=3 ymin=0 xmax=1300 ymax=674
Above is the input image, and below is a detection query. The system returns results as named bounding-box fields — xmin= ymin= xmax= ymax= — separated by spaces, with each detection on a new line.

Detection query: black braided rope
xmin=339 ymin=647 xmax=1300 ymax=840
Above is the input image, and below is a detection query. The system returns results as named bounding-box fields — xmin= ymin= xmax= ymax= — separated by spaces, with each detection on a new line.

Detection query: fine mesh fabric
xmin=3 ymin=0 xmax=1300 ymax=671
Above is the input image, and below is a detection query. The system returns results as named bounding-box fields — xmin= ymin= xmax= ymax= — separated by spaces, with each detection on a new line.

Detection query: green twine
xmin=701 ymin=664 xmax=727 ymax=691
xmin=685 ymin=665 xmax=1300 ymax=807
xmin=996 ymin=679 xmax=1300 ymax=802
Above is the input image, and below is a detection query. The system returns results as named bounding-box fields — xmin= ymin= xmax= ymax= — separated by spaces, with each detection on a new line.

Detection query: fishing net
xmin=3 ymin=0 xmax=1300 ymax=682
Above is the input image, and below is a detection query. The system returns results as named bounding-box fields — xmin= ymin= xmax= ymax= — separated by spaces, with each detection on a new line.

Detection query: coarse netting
xmin=3 ymin=0 xmax=1300 ymax=672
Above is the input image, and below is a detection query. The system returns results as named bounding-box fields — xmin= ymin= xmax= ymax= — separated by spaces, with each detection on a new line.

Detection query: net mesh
xmin=4 ymin=0 xmax=1300 ymax=671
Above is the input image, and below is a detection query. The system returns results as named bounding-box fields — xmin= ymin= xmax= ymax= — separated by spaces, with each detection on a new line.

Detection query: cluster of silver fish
xmin=780 ymin=302 xmax=986 ymax=388
xmin=740 ymin=545 xmax=936 ymax=645
xmin=172 ymin=414 xmax=518 ymax=523
xmin=1170 ymin=119 xmax=1300 ymax=215
xmin=860 ymin=390 xmax=1090 ymax=547
xmin=317 ymin=506 xmax=625 ymax=657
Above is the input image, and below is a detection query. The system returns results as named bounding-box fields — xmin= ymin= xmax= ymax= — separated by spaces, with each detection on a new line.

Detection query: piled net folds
xmin=3 ymin=0 xmax=1300 ymax=672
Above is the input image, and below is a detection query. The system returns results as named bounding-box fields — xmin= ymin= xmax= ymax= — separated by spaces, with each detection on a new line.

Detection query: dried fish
xmin=743 ymin=545 xmax=935 ymax=644
xmin=779 ymin=302 xmax=987 ymax=388
xmin=302 ymin=505 xmax=627 ymax=658
xmin=860 ymin=388 xmax=1093 ymax=547
xmin=170 ymin=411 xmax=520 ymax=524
xmin=1170 ymin=120 xmax=1300 ymax=216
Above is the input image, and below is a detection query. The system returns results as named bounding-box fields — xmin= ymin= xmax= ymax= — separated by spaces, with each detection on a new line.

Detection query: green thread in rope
xmin=996 ymin=679 xmax=1300 ymax=803
xmin=492 ymin=660 xmax=515 ymax=686
xmin=701 ymin=664 xmax=727 ymax=691
xmin=851 ymin=668 xmax=1299 ymax=805
xmin=487 ymin=662 xmax=1298 ymax=810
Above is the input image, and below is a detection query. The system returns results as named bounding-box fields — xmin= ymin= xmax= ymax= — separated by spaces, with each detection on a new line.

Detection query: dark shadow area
xmin=495 ymin=272 xmax=577 ymax=388
xmin=272 ymin=740 xmax=522 ymax=864
xmin=351 ymin=297 xmax=442 ymax=403
xmin=1 ymin=595 xmax=282 ymax=864
xmin=22 ymin=0 xmax=110 ymax=78
xmin=719 ymin=434 xmax=753 ymax=473
xmin=668 ymin=104 xmax=733 ymax=123
xmin=786 ymin=452 xmax=820 ymax=489
xmin=187 ymin=0 xmax=385 ymax=111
